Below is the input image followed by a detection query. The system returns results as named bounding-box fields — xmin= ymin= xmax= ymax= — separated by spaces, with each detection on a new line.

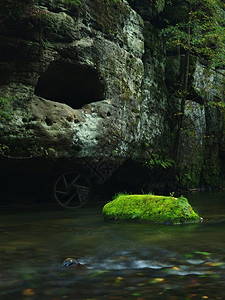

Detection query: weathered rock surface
xmin=0 ymin=0 xmax=145 ymax=159
xmin=0 ymin=0 xmax=224 ymax=191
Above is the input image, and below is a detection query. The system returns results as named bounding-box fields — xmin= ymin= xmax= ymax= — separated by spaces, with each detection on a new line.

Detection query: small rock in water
xmin=62 ymin=258 xmax=85 ymax=268
xmin=187 ymin=259 xmax=207 ymax=265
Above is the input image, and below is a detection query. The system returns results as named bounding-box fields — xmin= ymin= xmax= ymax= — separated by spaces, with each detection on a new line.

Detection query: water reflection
xmin=0 ymin=192 xmax=225 ymax=299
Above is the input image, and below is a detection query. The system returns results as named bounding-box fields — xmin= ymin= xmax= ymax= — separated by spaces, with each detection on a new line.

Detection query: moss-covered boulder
xmin=102 ymin=194 xmax=201 ymax=225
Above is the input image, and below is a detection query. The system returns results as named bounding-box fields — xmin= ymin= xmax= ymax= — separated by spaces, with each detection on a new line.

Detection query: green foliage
xmin=162 ymin=0 xmax=225 ymax=173
xmin=44 ymin=147 xmax=56 ymax=157
xmin=207 ymin=100 xmax=225 ymax=110
xmin=0 ymin=144 xmax=9 ymax=155
xmin=144 ymin=153 xmax=174 ymax=169
xmin=0 ymin=97 xmax=13 ymax=121
xmin=112 ymin=191 xmax=129 ymax=200
xmin=0 ymin=97 xmax=14 ymax=156
xmin=175 ymin=166 xmax=201 ymax=189
xmin=162 ymin=0 xmax=225 ymax=68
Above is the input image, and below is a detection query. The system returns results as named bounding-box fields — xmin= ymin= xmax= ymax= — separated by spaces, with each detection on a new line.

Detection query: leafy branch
xmin=162 ymin=0 xmax=225 ymax=68
xmin=144 ymin=153 xmax=174 ymax=170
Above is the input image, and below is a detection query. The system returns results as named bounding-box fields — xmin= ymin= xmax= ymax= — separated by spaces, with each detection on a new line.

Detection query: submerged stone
xmin=102 ymin=194 xmax=201 ymax=225
xmin=62 ymin=258 xmax=85 ymax=268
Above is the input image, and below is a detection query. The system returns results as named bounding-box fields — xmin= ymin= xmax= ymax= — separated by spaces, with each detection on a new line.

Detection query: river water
xmin=0 ymin=192 xmax=225 ymax=300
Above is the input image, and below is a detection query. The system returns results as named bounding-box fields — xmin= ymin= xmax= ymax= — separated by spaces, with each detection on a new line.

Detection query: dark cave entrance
xmin=34 ymin=61 xmax=105 ymax=109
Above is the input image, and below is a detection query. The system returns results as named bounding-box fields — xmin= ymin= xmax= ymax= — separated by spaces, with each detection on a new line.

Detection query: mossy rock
xmin=102 ymin=194 xmax=201 ymax=225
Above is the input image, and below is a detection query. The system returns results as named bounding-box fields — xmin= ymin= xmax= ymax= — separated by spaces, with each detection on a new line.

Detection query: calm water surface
xmin=0 ymin=192 xmax=225 ymax=299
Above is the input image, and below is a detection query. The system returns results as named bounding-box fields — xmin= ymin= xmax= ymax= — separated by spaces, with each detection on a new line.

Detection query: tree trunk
xmin=174 ymin=2 xmax=191 ymax=161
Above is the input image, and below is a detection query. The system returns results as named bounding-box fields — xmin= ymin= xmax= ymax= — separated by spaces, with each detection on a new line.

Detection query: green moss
xmin=92 ymin=0 xmax=128 ymax=35
xmin=102 ymin=194 xmax=201 ymax=224
xmin=0 ymin=97 xmax=13 ymax=121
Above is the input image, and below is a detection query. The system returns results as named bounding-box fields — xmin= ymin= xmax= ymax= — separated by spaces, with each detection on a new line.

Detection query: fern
xmin=144 ymin=153 xmax=174 ymax=170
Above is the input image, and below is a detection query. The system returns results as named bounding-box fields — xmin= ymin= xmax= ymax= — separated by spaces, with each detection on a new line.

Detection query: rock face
xmin=102 ymin=194 xmax=201 ymax=224
xmin=0 ymin=0 xmax=224 ymax=191
xmin=0 ymin=0 xmax=145 ymax=159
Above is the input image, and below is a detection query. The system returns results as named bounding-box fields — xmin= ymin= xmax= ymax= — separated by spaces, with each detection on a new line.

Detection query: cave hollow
xmin=35 ymin=61 xmax=105 ymax=108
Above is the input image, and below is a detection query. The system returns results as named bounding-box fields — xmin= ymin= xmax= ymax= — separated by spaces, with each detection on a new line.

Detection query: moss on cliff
xmin=102 ymin=194 xmax=201 ymax=224
xmin=89 ymin=0 xmax=129 ymax=35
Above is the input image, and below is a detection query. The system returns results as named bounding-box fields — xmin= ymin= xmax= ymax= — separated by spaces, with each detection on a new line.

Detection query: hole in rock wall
xmin=35 ymin=61 xmax=105 ymax=109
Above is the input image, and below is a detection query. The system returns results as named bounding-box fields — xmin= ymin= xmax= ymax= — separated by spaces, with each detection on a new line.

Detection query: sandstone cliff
xmin=0 ymin=0 xmax=224 ymax=192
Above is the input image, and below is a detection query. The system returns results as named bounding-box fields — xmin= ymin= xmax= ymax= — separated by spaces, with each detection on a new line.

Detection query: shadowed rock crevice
xmin=34 ymin=61 xmax=105 ymax=109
